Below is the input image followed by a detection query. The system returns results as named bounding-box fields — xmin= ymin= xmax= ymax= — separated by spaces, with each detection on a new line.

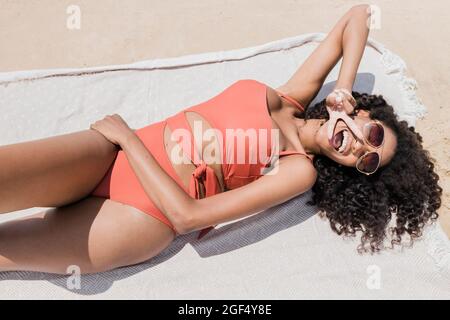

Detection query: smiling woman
xmin=0 ymin=4 xmax=444 ymax=277
xmin=304 ymin=92 xmax=442 ymax=252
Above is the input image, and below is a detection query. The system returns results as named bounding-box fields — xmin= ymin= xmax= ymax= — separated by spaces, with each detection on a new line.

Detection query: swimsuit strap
xmin=275 ymin=90 xmax=305 ymax=112
xmin=272 ymin=91 xmax=310 ymax=161
xmin=279 ymin=149 xmax=314 ymax=161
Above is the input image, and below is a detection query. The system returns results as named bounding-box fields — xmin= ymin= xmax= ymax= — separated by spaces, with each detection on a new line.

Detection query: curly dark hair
xmin=303 ymin=92 xmax=442 ymax=253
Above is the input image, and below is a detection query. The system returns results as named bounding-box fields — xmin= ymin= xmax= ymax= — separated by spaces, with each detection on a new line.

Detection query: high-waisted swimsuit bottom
xmin=91 ymin=79 xmax=313 ymax=238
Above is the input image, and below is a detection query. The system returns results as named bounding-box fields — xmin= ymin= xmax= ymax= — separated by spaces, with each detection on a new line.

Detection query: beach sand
xmin=0 ymin=0 xmax=448 ymax=234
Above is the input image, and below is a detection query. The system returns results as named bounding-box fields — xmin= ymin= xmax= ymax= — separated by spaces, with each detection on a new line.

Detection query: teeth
xmin=338 ymin=130 xmax=349 ymax=153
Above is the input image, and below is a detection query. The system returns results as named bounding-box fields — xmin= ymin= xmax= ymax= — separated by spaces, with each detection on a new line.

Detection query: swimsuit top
xmin=165 ymin=79 xmax=313 ymax=238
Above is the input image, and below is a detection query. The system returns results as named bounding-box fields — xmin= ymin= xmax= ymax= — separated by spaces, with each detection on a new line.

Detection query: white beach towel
xmin=0 ymin=33 xmax=448 ymax=299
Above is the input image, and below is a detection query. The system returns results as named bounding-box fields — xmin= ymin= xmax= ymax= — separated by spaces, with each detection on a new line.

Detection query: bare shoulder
xmin=274 ymin=83 xmax=292 ymax=95
xmin=277 ymin=154 xmax=318 ymax=188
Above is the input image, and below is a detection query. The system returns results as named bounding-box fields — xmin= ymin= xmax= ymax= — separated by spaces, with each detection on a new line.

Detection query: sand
xmin=0 ymin=0 xmax=448 ymax=234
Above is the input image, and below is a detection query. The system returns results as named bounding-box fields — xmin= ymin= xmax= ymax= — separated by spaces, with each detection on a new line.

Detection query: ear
xmin=356 ymin=109 xmax=370 ymax=117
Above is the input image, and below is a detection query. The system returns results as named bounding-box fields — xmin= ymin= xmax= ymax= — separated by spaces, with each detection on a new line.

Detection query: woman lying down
xmin=0 ymin=5 xmax=442 ymax=274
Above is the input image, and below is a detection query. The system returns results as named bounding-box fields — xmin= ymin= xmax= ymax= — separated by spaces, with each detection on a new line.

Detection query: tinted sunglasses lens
xmin=357 ymin=152 xmax=380 ymax=174
xmin=365 ymin=122 xmax=384 ymax=147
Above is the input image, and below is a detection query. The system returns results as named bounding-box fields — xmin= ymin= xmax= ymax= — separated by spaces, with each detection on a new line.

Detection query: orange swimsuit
xmin=91 ymin=79 xmax=313 ymax=238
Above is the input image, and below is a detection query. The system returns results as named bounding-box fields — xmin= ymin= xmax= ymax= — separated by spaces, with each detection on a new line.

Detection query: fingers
xmin=90 ymin=120 xmax=100 ymax=130
xmin=329 ymin=89 xmax=356 ymax=112
xmin=106 ymin=114 xmax=121 ymax=120
xmin=333 ymin=88 xmax=356 ymax=107
xmin=326 ymin=107 xmax=365 ymax=142
xmin=326 ymin=89 xmax=359 ymax=142
xmin=342 ymin=99 xmax=354 ymax=114
xmin=335 ymin=95 xmax=354 ymax=113
xmin=327 ymin=93 xmax=341 ymax=109
xmin=340 ymin=112 xmax=365 ymax=142
xmin=326 ymin=109 xmax=339 ymax=141
xmin=327 ymin=115 xmax=338 ymax=142
xmin=334 ymin=92 xmax=343 ymax=104
xmin=98 ymin=114 xmax=122 ymax=121
xmin=90 ymin=114 xmax=123 ymax=127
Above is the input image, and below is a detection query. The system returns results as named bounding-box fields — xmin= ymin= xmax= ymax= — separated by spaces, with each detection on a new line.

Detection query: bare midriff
xmin=163 ymin=111 xmax=226 ymax=197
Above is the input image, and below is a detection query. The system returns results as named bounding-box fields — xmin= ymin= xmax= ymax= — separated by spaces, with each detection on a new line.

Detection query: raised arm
xmin=276 ymin=4 xmax=371 ymax=106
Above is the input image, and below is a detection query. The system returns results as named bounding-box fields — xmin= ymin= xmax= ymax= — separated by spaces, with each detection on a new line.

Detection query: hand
xmin=326 ymin=88 xmax=356 ymax=114
xmin=325 ymin=89 xmax=364 ymax=143
xmin=90 ymin=114 xmax=135 ymax=147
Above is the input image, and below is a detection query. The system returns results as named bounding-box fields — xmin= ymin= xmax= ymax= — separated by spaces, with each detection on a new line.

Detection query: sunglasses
xmin=355 ymin=120 xmax=385 ymax=175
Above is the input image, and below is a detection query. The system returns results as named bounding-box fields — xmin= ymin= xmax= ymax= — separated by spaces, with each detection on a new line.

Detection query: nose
xmin=351 ymin=138 xmax=366 ymax=158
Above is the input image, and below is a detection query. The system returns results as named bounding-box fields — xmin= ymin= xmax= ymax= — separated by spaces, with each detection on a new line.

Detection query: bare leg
xmin=0 ymin=129 xmax=117 ymax=213
xmin=0 ymin=196 xmax=175 ymax=274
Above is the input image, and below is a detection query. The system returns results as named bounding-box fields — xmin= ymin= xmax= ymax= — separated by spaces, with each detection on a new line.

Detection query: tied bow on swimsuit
xmin=190 ymin=160 xmax=221 ymax=239
xmin=166 ymin=112 xmax=222 ymax=240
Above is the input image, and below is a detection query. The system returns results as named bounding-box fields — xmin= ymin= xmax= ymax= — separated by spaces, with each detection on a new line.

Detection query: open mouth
xmin=331 ymin=129 xmax=349 ymax=154
xmin=330 ymin=120 xmax=352 ymax=154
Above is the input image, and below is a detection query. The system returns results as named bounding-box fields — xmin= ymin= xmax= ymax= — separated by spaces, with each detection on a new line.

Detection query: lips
xmin=329 ymin=119 xmax=344 ymax=150
xmin=331 ymin=130 xmax=344 ymax=150
xmin=327 ymin=119 xmax=358 ymax=155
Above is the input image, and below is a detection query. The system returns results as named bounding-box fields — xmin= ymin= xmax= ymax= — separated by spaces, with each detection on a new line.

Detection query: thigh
xmin=0 ymin=196 xmax=175 ymax=274
xmin=0 ymin=129 xmax=118 ymax=213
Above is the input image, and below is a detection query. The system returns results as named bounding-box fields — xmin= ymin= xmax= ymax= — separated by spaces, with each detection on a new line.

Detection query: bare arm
xmin=120 ymin=133 xmax=193 ymax=232
xmin=121 ymin=133 xmax=317 ymax=234
xmin=334 ymin=5 xmax=372 ymax=91
xmin=276 ymin=4 xmax=371 ymax=105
